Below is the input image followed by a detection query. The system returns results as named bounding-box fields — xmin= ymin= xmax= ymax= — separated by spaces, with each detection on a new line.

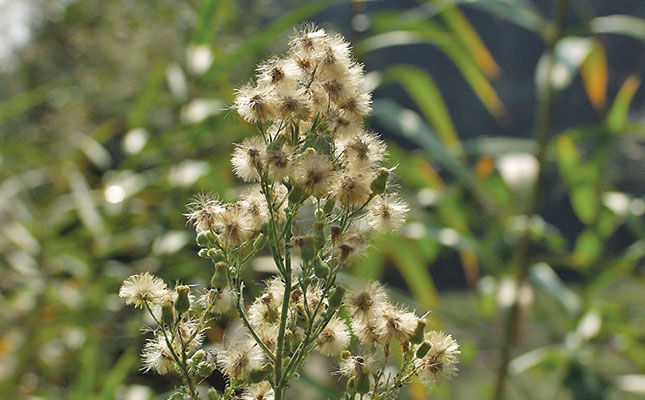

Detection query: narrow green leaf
xmin=463 ymin=0 xmax=545 ymax=33
xmin=0 ymin=79 xmax=65 ymax=123
xmin=387 ymin=237 xmax=439 ymax=309
xmin=530 ymin=263 xmax=580 ymax=314
xmin=590 ymin=15 xmax=645 ymax=40
xmin=382 ymin=66 xmax=461 ymax=154
xmin=201 ymin=1 xmax=331 ymax=84
xmin=571 ymin=183 xmax=599 ymax=224
xmin=573 ymin=229 xmax=603 ymax=266
xmin=99 ymin=350 xmax=138 ymax=400
xmin=606 ymin=75 xmax=641 ymax=133
xmin=193 ymin=0 xmax=223 ymax=44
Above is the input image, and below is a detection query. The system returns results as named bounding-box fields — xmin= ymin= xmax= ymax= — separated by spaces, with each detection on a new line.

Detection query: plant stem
xmin=492 ymin=1 xmax=569 ymax=399
xmin=274 ymin=210 xmax=294 ymax=399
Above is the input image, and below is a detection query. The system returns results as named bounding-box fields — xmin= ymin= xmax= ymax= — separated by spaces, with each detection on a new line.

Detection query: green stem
xmin=274 ymin=212 xmax=293 ymax=399
xmin=492 ymin=1 xmax=569 ymax=399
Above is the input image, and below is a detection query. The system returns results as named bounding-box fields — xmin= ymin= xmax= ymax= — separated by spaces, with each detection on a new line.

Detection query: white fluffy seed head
xmin=119 ymin=272 xmax=168 ymax=308
xmin=234 ymin=84 xmax=278 ymax=123
xmin=242 ymin=381 xmax=275 ymax=400
xmin=292 ymin=150 xmax=338 ymax=198
xmin=367 ymin=194 xmax=409 ymax=232
xmin=232 ymin=136 xmax=266 ymax=182
xmin=316 ymin=316 xmax=351 ymax=356
xmin=375 ymin=305 xmax=419 ymax=342
xmin=216 ymin=338 xmax=265 ymax=381
xmin=141 ymin=334 xmax=175 ymax=375
xmin=416 ymin=331 xmax=460 ymax=384
xmin=347 ymin=282 xmax=389 ymax=323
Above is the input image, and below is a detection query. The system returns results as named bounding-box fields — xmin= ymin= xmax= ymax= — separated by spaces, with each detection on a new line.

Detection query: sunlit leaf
xmin=573 ymin=229 xmax=603 ymax=266
xmin=580 ymin=42 xmax=608 ymax=113
xmin=606 ymin=75 xmax=641 ymax=132
xmin=193 ymin=0 xmax=224 ymax=44
xmin=201 ymin=1 xmax=331 ymax=84
xmin=387 ymin=237 xmax=439 ymax=309
xmin=382 ymin=66 xmax=461 ymax=153
xmin=99 ymin=350 xmax=138 ymax=400
xmin=440 ymin=6 xmax=501 ymax=78
xmin=530 ymin=263 xmax=580 ymax=314
xmin=463 ymin=0 xmax=545 ymax=33
xmin=590 ymin=15 xmax=645 ymax=40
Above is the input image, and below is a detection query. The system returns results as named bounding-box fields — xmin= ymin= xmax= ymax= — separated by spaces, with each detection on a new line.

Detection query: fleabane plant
xmin=120 ymin=24 xmax=459 ymax=400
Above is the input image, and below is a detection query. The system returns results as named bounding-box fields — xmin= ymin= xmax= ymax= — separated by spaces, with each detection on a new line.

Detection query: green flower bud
xmin=356 ymin=371 xmax=370 ymax=394
xmin=191 ymin=350 xmax=205 ymax=364
xmin=410 ymin=319 xmax=426 ymax=345
xmin=207 ymin=388 xmax=221 ymax=400
xmin=370 ymin=168 xmax=390 ymax=195
xmin=161 ymin=299 xmax=174 ymax=326
xmin=197 ymin=361 xmax=215 ymax=377
xmin=198 ymin=248 xmax=210 ymax=258
xmin=313 ymin=257 xmax=330 ymax=279
xmin=416 ymin=341 xmax=431 ymax=359
xmin=312 ymin=221 xmax=325 ymax=249
xmin=207 ymin=248 xmax=225 ymax=262
xmin=211 ymin=261 xmax=229 ymax=289
xmin=323 ymin=198 xmax=336 ymax=215
xmin=340 ymin=350 xmax=352 ymax=359
xmin=174 ymin=285 xmax=191 ymax=314
xmin=329 ymin=286 xmax=345 ymax=309
xmin=300 ymin=237 xmax=316 ymax=263
xmin=196 ymin=231 xmax=210 ymax=247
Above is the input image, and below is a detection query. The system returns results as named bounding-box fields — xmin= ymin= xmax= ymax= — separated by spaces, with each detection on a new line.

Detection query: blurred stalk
xmin=492 ymin=1 xmax=570 ymax=399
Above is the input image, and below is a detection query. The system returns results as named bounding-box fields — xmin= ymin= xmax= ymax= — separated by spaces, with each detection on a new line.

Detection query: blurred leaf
xmin=580 ymin=42 xmax=608 ymax=113
xmin=460 ymin=249 xmax=479 ymax=287
xmin=386 ymin=237 xmax=439 ymax=309
xmin=590 ymin=15 xmax=645 ymax=40
xmin=570 ymin=183 xmax=599 ymax=224
xmin=563 ymin=360 xmax=611 ymax=400
xmin=193 ymin=0 xmax=224 ymax=44
xmin=606 ymin=75 xmax=641 ymax=132
xmin=382 ymin=66 xmax=461 ymax=153
xmin=462 ymin=136 xmax=537 ymax=156
xmin=0 ymin=79 xmax=65 ymax=124
xmin=363 ymin=17 xmax=507 ymax=119
xmin=463 ymin=0 xmax=545 ymax=33
xmin=573 ymin=229 xmax=603 ymax=266
xmin=68 ymin=339 xmax=99 ymax=400
xmin=128 ymin=64 xmax=167 ymax=129
xmin=530 ymin=263 xmax=580 ymax=314
xmin=201 ymin=1 xmax=331 ymax=84
xmin=353 ymin=236 xmax=386 ymax=280
xmin=586 ymin=240 xmax=645 ymax=294
xmin=389 ymin=144 xmax=444 ymax=189
xmin=536 ymin=37 xmax=593 ymax=95
xmin=439 ymin=6 xmax=501 ymax=78
xmin=509 ymin=345 xmax=567 ymax=374
xmin=98 ymin=350 xmax=138 ymax=400
xmin=372 ymin=99 xmax=503 ymax=217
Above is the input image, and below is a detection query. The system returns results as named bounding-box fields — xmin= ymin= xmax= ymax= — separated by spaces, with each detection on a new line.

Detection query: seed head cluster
xmin=119 ymin=24 xmax=458 ymax=400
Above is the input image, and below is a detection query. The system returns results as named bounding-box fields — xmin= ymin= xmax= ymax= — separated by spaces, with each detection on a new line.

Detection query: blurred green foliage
xmin=1 ymin=0 xmax=644 ymax=399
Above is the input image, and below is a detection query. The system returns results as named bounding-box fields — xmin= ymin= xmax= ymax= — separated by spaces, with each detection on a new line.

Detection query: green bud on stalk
xmin=174 ymin=285 xmax=191 ymax=314
xmin=329 ymin=286 xmax=345 ymax=308
xmin=370 ymin=168 xmax=390 ymax=195
xmin=197 ymin=361 xmax=215 ymax=377
xmin=211 ymin=261 xmax=229 ymax=289
xmin=416 ymin=341 xmax=431 ymax=359
xmin=207 ymin=388 xmax=221 ymax=400
xmin=196 ymin=231 xmax=210 ymax=247
xmin=356 ymin=371 xmax=370 ymax=394
xmin=198 ymin=248 xmax=210 ymax=258
xmin=410 ymin=320 xmax=426 ymax=344
xmin=161 ymin=299 xmax=174 ymax=325
xmin=313 ymin=257 xmax=330 ymax=278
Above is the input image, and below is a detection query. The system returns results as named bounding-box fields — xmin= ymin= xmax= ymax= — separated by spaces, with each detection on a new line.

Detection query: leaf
xmin=463 ymin=0 xmax=545 ymax=33
xmin=128 ymin=64 xmax=166 ymax=129
xmin=98 ymin=350 xmax=138 ymax=400
xmin=570 ymin=183 xmax=599 ymax=224
xmin=386 ymin=237 xmax=439 ymax=309
xmin=361 ymin=18 xmax=507 ymax=119
xmin=590 ymin=15 xmax=645 ymax=41
xmin=0 ymin=79 xmax=65 ymax=123
xmin=530 ymin=263 xmax=580 ymax=314
xmin=439 ymin=6 xmax=501 ymax=78
xmin=201 ymin=1 xmax=331 ymax=84
xmin=192 ymin=0 xmax=224 ymax=44
xmin=536 ymin=37 xmax=592 ymax=96
xmin=580 ymin=42 xmax=608 ymax=113
xmin=382 ymin=66 xmax=461 ymax=153
xmin=573 ymin=229 xmax=603 ymax=266
xmin=462 ymin=136 xmax=537 ymax=156
xmin=606 ymin=75 xmax=641 ymax=133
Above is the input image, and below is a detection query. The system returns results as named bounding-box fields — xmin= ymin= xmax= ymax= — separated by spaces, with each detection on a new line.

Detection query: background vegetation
xmin=1 ymin=0 xmax=643 ymax=399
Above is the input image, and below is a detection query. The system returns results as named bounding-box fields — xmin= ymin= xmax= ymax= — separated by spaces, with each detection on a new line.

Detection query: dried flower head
xmin=316 ymin=316 xmax=350 ymax=356
xmin=234 ymin=85 xmax=277 ymax=123
xmin=232 ymin=136 xmax=267 ymax=182
xmin=416 ymin=331 xmax=460 ymax=384
xmin=216 ymin=339 xmax=265 ymax=381
xmin=119 ymin=272 xmax=168 ymax=308
xmin=292 ymin=149 xmax=338 ymax=198
xmin=242 ymin=381 xmax=275 ymax=400
xmin=367 ymin=194 xmax=409 ymax=232
xmin=346 ymin=282 xmax=389 ymax=323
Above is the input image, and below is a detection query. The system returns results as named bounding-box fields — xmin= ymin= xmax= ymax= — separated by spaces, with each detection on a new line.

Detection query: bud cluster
xmin=119 ymin=24 xmax=458 ymax=400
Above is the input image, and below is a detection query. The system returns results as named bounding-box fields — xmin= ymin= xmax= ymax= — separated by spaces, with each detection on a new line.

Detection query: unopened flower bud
xmin=313 ymin=257 xmax=329 ymax=278
xmin=196 ymin=231 xmax=210 ymax=247
xmin=370 ymin=168 xmax=390 ymax=195
xmin=323 ymin=198 xmax=336 ymax=214
xmin=198 ymin=248 xmax=210 ymax=258
xmin=207 ymin=248 xmax=225 ymax=262
xmin=207 ymin=388 xmax=221 ymax=400
xmin=197 ymin=361 xmax=215 ymax=377
xmin=410 ymin=319 xmax=426 ymax=344
xmin=330 ymin=225 xmax=342 ymax=244
xmin=161 ymin=299 xmax=174 ymax=325
xmin=211 ymin=262 xmax=229 ymax=289
xmin=175 ymin=285 xmax=191 ymax=314
xmin=329 ymin=286 xmax=345 ymax=308
xmin=416 ymin=341 xmax=431 ymax=359
xmin=169 ymin=393 xmax=183 ymax=400
xmin=340 ymin=350 xmax=352 ymax=359
xmin=295 ymin=236 xmax=316 ymax=263
xmin=313 ymin=221 xmax=325 ymax=249
xmin=192 ymin=350 xmax=206 ymax=364
xmin=356 ymin=371 xmax=370 ymax=394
